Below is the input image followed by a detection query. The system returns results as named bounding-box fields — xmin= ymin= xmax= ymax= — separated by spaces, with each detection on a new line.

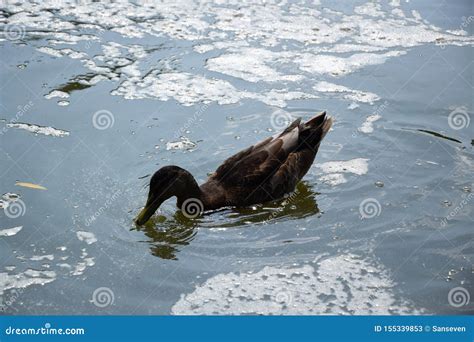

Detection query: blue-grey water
xmin=0 ymin=0 xmax=473 ymax=315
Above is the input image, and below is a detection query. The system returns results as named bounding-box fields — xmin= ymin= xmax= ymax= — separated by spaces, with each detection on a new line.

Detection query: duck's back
xmin=201 ymin=112 xmax=332 ymax=208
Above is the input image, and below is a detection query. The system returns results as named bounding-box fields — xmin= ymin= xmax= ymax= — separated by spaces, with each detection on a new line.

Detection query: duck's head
xmin=135 ymin=165 xmax=200 ymax=225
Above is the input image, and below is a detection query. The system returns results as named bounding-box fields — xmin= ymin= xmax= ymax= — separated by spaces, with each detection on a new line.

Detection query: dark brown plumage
xmin=136 ymin=111 xmax=332 ymax=225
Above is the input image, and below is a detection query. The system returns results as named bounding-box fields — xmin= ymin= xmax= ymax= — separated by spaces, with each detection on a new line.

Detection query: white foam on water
xmin=297 ymin=51 xmax=406 ymax=76
xmin=3 ymin=0 xmax=470 ymax=107
xmin=37 ymin=46 xmax=63 ymax=58
xmin=348 ymin=102 xmax=360 ymax=110
xmin=30 ymin=255 xmax=54 ymax=261
xmin=0 ymin=269 xmax=56 ymax=297
xmin=318 ymin=158 xmax=370 ymax=176
xmin=45 ymin=90 xmax=70 ymax=99
xmin=1 ymin=193 xmax=21 ymax=210
xmin=207 ymin=48 xmax=303 ymax=83
xmin=1 ymin=239 xmax=97 ymax=302
xmin=37 ymin=47 xmax=88 ymax=59
xmin=76 ymin=231 xmax=97 ymax=245
xmin=6 ymin=123 xmax=70 ymax=137
xmin=319 ymin=173 xmax=348 ymax=186
xmin=111 ymin=71 xmax=315 ymax=107
xmin=359 ymin=114 xmax=382 ymax=133
xmin=172 ymin=254 xmax=424 ymax=315
xmin=354 ymin=2 xmax=386 ymax=18
xmin=71 ymin=255 xmax=95 ymax=276
xmin=111 ymin=72 xmax=243 ymax=106
xmin=0 ymin=226 xmax=23 ymax=237
xmin=314 ymin=81 xmax=380 ymax=104
xmin=316 ymin=158 xmax=369 ymax=186
xmin=166 ymin=137 xmax=197 ymax=151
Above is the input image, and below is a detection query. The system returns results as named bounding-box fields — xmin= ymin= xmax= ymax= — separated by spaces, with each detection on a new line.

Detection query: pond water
xmin=0 ymin=0 xmax=473 ymax=315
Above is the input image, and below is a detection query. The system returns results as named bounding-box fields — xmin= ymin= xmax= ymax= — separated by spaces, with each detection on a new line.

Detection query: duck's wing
xmin=210 ymin=118 xmax=303 ymax=187
xmin=270 ymin=112 xmax=333 ymax=194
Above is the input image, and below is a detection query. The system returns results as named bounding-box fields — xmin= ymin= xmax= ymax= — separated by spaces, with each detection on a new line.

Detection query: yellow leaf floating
xmin=15 ymin=182 xmax=47 ymax=190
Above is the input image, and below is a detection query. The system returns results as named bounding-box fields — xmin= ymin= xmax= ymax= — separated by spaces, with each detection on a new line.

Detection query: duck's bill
xmin=135 ymin=197 xmax=163 ymax=225
xmin=135 ymin=207 xmax=153 ymax=225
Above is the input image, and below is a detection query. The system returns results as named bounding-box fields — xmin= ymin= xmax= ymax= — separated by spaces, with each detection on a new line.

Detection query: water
xmin=0 ymin=0 xmax=473 ymax=315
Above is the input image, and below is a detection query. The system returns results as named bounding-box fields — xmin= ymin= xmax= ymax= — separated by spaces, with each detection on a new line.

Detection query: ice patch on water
xmin=0 ymin=226 xmax=23 ymax=237
xmin=172 ymin=254 xmax=424 ymax=315
xmin=6 ymin=123 xmax=69 ymax=137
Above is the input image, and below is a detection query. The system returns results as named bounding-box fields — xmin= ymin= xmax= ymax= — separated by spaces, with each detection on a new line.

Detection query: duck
xmin=136 ymin=111 xmax=332 ymax=225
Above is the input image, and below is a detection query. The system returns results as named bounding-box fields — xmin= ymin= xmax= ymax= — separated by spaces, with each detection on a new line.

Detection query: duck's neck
xmin=175 ymin=171 xmax=202 ymax=208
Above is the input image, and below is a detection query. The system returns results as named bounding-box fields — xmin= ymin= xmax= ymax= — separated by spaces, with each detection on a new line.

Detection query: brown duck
xmin=136 ymin=111 xmax=332 ymax=225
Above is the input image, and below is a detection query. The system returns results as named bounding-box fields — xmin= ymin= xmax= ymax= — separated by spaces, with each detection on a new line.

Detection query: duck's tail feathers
xmin=298 ymin=111 xmax=333 ymax=151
